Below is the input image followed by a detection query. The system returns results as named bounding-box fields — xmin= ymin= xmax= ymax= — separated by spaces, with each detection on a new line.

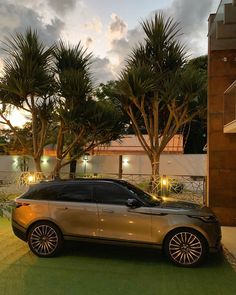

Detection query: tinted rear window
xmin=21 ymin=182 xmax=92 ymax=202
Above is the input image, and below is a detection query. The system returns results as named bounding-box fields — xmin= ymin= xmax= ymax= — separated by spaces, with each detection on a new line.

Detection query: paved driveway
xmin=0 ymin=218 xmax=236 ymax=295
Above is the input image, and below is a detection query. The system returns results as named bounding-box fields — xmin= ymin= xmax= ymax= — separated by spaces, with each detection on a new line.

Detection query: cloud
xmin=160 ymin=0 xmax=218 ymax=57
xmin=0 ymin=1 xmax=64 ymax=50
xmin=104 ymin=0 xmax=218 ymax=81
xmin=91 ymin=57 xmax=116 ymax=84
xmin=47 ymin=0 xmax=78 ymax=14
xmin=86 ymin=37 xmax=93 ymax=48
xmin=107 ymin=25 xmax=144 ymax=78
xmin=0 ymin=0 xmax=64 ymax=76
xmin=84 ymin=17 xmax=103 ymax=33
xmin=108 ymin=13 xmax=128 ymax=41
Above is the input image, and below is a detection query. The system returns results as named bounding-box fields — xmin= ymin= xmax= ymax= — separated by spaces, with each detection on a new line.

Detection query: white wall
xmin=76 ymin=154 xmax=206 ymax=176
xmin=0 ymin=154 xmax=207 ymax=177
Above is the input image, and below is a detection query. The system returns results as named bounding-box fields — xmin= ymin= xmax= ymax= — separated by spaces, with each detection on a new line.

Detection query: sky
xmin=0 ymin=0 xmax=220 ymax=126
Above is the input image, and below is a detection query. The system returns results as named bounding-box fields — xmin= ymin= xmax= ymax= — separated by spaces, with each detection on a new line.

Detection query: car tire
xmin=164 ymin=228 xmax=208 ymax=267
xmin=28 ymin=221 xmax=63 ymax=257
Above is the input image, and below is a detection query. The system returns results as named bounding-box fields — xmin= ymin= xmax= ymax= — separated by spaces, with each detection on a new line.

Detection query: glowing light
xmin=161 ymin=175 xmax=168 ymax=187
xmin=162 ymin=179 xmax=167 ymax=186
xmin=27 ymin=175 xmax=35 ymax=183
xmin=41 ymin=157 xmax=49 ymax=165
xmin=161 ymin=175 xmax=169 ymax=197
xmin=123 ymin=158 xmax=129 ymax=166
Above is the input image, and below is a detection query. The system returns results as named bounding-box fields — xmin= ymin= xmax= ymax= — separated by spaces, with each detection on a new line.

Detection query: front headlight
xmin=188 ymin=215 xmax=218 ymax=223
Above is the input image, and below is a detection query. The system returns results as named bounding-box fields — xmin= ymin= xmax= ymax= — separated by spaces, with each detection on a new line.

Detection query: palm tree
xmin=52 ymin=41 xmax=93 ymax=177
xmin=0 ymin=28 xmax=55 ymax=171
xmin=116 ymin=13 xmax=206 ymax=192
xmin=53 ymin=41 xmax=126 ymax=178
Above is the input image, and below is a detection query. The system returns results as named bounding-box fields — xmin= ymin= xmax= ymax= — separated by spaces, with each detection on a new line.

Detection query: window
xmin=94 ymin=182 xmax=132 ymax=205
xmin=21 ymin=184 xmax=61 ymax=201
xmin=58 ymin=184 xmax=92 ymax=203
xmin=21 ymin=183 xmax=92 ymax=203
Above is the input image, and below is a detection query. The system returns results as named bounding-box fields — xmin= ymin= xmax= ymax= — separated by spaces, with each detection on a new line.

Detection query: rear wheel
xmin=164 ymin=228 xmax=207 ymax=267
xmin=28 ymin=221 xmax=63 ymax=257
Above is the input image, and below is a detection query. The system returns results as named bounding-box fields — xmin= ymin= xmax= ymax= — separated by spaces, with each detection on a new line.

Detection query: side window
xmin=57 ymin=184 xmax=92 ymax=203
xmin=21 ymin=183 xmax=92 ymax=202
xmin=21 ymin=185 xmax=59 ymax=200
xmin=94 ymin=182 xmax=132 ymax=205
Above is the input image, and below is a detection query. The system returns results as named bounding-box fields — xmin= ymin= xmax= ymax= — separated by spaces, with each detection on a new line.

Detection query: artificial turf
xmin=0 ymin=218 xmax=236 ymax=295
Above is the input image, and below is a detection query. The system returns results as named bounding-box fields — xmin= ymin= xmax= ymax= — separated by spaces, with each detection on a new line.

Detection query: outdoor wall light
xmin=83 ymin=154 xmax=89 ymax=162
xmin=41 ymin=158 xmax=49 ymax=165
xmin=83 ymin=154 xmax=89 ymax=174
xmin=162 ymin=176 xmax=167 ymax=186
xmin=161 ymin=175 xmax=169 ymax=196
xmin=27 ymin=175 xmax=35 ymax=183
xmin=122 ymin=158 xmax=129 ymax=166
xmin=12 ymin=157 xmax=19 ymax=164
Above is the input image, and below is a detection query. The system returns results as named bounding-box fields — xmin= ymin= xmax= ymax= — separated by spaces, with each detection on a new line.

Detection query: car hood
xmin=156 ymin=197 xmax=214 ymax=215
xmin=160 ymin=198 xmax=202 ymax=209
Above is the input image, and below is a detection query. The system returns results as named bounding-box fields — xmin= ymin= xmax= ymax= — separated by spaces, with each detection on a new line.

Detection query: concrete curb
xmin=223 ymin=246 xmax=236 ymax=272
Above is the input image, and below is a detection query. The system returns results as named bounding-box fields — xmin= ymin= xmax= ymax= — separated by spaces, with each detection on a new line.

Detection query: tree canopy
xmin=114 ymin=13 xmax=206 ymax=191
xmin=0 ymin=16 xmax=207 ymax=183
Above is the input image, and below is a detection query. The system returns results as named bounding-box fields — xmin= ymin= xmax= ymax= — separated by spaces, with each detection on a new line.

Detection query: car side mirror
xmin=126 ymin=198 xmax=141 ymax=209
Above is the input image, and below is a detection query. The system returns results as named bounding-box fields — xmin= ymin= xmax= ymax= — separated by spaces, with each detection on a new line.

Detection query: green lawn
xmin=0 ymin=218 xmax=236 ymax=295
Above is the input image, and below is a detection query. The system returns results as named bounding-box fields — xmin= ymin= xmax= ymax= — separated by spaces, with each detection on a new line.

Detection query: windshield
xmin=121 ymin=181 xmax=161 ymax=206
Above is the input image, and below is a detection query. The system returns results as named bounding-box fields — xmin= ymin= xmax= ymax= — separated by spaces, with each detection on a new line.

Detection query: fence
xmin=0 ymin=171 xmax=206 ymax=205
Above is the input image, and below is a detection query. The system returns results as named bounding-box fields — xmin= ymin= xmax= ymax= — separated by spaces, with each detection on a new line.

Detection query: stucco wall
xmin=0 ymin=154 xmax=206 ymax=177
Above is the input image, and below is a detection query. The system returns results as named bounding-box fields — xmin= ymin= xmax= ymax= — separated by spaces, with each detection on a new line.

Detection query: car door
xmin=93 ymin=181 xmax=152 ymax=242
xmin=48 ymin=183 xmax=98 ymax=237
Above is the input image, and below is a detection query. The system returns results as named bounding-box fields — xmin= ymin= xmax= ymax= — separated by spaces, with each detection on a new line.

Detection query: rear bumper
xmin=12 ymin=220 xmax=27 ymax=242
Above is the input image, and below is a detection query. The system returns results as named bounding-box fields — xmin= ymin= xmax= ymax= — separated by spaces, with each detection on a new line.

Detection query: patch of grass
xmin=0 ymin=193 xmax=17 ymax=218
xmin=0 ymin=193 xmax=18 ymax=201
xmin=0 ymin=218 xmax=236 ymax=295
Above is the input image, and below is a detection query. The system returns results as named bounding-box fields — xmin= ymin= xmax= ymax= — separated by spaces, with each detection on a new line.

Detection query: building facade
xmin=208 ymin=0 xmax=236 ymax=225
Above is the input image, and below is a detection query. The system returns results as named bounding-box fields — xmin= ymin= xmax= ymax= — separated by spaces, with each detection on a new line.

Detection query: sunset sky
xmin=0 ymin=0 xmax=220 ymax=83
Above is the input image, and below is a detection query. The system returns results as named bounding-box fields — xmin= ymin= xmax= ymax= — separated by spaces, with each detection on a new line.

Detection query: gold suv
xmin=12 ymin=179 xmax=221 ymax=267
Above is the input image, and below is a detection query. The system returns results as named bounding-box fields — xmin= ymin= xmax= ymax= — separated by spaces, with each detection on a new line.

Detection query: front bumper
xmin=207 ymin=222 xmax=222 ymax=253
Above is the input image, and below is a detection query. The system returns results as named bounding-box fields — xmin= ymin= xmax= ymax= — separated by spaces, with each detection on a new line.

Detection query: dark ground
xmin=0 ymin=218 xmax=236 ymax=295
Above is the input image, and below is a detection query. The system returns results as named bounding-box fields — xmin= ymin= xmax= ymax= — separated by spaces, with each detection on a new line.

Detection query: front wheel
xmin=28 ymin=221 xmax=63 ymax=257
xmin=164 ymin=229 xmax=207 ymax=267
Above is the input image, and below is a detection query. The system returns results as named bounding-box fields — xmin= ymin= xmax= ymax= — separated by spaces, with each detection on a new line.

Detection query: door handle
xmin=102 ymin=209 xmax=114 ymax=213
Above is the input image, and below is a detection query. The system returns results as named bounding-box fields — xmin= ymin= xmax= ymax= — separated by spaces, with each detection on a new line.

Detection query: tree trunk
xmin=53 ymin=120 xmax=65 ymax=179
xmin=53 ymin=159 xmax=62 ymax=179
xmin=69 ymin=160 xmax=77 ymax=179
xmin=150 ymin=152 xmax=160 ymax=194
xmin=34 ymin=157 xmax=42 ymax=173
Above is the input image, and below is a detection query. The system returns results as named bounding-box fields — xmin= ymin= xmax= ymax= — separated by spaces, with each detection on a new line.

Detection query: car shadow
xmin=62 ymin=240 xmax=226 ymax=268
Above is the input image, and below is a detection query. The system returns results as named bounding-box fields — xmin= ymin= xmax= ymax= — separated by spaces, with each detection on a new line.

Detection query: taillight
xmin=15 ymin=201 xmax=30 ymax=208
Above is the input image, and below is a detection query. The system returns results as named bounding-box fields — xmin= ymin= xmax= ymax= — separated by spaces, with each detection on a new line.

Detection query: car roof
xmin=29 ymin=178 xmax=129 ymax=189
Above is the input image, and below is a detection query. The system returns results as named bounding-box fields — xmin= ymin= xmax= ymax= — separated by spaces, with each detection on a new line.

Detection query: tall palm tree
xmin=53 ymin=41 xmax=126 ymax=178
xmin=116 ymin=13 xmax=206 ymax=192
xmin=0 ymin=28 xmax=55 ymax=171
xmin=52 ymin=41 xmax=93 ymax=177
